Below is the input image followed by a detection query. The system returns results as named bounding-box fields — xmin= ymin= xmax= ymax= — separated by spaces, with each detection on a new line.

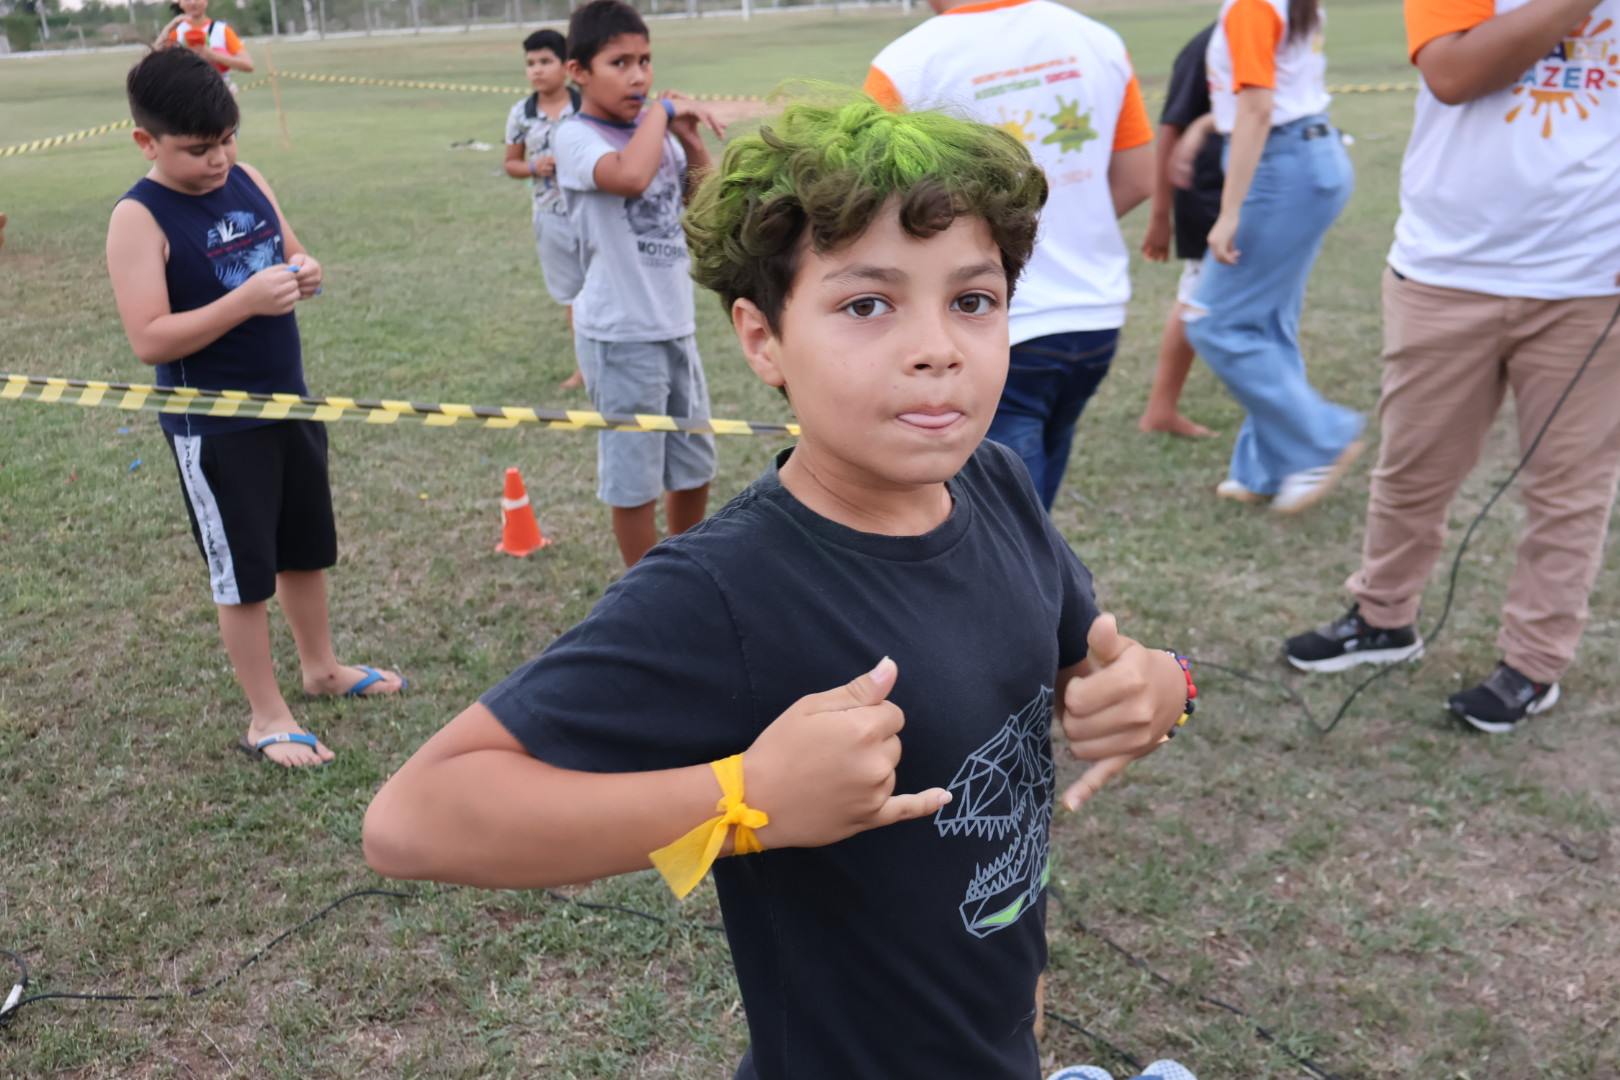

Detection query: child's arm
xmin=193 ymin=25 xmax=253 ymax=73
xmin=1168 ymin=113 xmax=1216 ymax=191
xmin=1108 ymin=144 xmax=1154 ymax=221
xmin=504 ymin=143 xmax=555 ymax=181
xmin=590 ymin=97 xmax=723 ymax=198
xmin=1055 ymin=614 xmax=1187 ymax=811
xmin=363 ymin=658 xmax=950 ymax=889
xmin=1141 ymin=122 xmax=1182 ymax=262
xmin=1205 ymin=86 xmax=1270 ymax=266
xmin=155 ymin=15 xmax=186 ymax=48
xmin=238 ymin=163 xmax=322 ymax=299
xmin=658 ymin=90 xmax=725 ymax=197
xmin=107 ymin=199 xmax=302 ymax=365
xmin=1416 ymin=0 xmax=1603 ymax=104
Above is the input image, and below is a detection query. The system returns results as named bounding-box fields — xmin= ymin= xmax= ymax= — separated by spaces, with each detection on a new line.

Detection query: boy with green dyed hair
xmin=365 ymin=96 xmax=1191 ymax=1079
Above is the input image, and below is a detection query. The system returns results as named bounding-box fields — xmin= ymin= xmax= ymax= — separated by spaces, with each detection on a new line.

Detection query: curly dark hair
xmin=684 ymin=92 xmax=1049 ymax=335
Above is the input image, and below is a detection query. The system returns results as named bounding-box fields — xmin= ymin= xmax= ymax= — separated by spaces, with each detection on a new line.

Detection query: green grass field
xmin=3 ymin=3 xmax=1619 ymax=1077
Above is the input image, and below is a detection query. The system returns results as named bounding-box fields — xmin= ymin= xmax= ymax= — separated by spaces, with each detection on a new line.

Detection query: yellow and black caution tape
xmin=0 ymin=79 xmax=270 ymax=159
xmin=272 ymin=69 xmax=762 ymax=102
xmin=1 ymin=119 xmax=135 ymax=159
xmin=1 ymin=374 xmax=801 ymax=437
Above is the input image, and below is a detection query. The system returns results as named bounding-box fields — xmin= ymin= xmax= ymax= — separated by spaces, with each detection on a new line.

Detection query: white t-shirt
xmin=1206 ymin=0 xmax=1331 ymax=133
xmin=865 ymin=0 xmax=1154 ymax=341
xmin=1390 ymin=0 xmax=1620 ymax=299
xmin=554 ymin=114 xmax=696 ymax=343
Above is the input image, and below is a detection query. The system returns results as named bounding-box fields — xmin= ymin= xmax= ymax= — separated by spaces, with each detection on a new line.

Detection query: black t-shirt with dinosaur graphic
xmin=483 ymin=439 xmax=1099 ymax=1079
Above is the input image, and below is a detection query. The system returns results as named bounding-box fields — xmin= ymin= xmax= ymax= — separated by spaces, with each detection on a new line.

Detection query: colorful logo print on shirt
xmin=206 ymin=210 xmax=282 ymax=290
xmin=1040 ymin=97 xmax=1099 ymax=154
xmin=1506 ymin=14 xmax=1619 ymax=137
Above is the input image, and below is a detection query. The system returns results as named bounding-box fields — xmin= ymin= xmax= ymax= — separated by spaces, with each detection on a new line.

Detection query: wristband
xmin=660 ymin=98 xmax=676 ymax=121
xmin=1162 ymin=651 xmax=1196 ymax=737
xmin=649 ymin=754 xmax=768 ymax=899
xmin=529 ymin=158 xmax=537 ymax=177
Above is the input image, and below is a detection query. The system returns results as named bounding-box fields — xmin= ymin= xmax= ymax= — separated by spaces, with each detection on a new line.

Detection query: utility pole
xmin=270 ymin=0 xmax=280 ymax=37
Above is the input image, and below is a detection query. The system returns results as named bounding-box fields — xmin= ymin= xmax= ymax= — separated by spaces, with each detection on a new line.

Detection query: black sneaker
xmin=1448 ymin=662 xmax=1560 ymax=733
xmin=1284 ymin=603 xmax=1424 ymax=673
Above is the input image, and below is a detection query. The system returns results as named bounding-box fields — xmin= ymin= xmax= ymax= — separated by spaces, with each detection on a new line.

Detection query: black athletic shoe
xmin=1448 ymin=662 xmax=1560 ymax=733
xmin=1284 ymin=603 xmax=1424 ymax=672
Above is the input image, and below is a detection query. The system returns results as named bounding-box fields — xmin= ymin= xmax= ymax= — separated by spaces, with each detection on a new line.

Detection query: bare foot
xmin=243 ymin=716 xmax=336 ymax=768
xmin=1139 ymin=412 xmax=1218 ymax=438
xmin=303 ymin=664 xmax=407 ymax=697
xmin=559 ymin=370 xmax=586 ymax=391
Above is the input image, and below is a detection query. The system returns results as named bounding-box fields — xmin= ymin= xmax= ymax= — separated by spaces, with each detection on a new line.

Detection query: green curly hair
xmin=684 ymin=93 xmax=1049 ymax=334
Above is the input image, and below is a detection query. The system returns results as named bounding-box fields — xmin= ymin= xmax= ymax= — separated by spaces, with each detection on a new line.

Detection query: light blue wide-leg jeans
xmin=1185 ymin=115 xmax=1363 ymax=495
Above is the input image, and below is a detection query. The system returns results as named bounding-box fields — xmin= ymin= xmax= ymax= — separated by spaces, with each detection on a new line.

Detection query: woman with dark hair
xmin=1184 ymin=0 xmax=1362 ymax=514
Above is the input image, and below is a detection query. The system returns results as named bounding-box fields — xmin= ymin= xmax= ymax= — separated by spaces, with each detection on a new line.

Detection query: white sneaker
xmin=1215 ymin=478 xmax=1268 ymax=504
xmin=1273 ymin=440 xmax=1364 ymax=515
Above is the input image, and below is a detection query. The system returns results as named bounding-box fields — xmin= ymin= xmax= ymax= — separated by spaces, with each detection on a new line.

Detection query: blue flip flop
xmin=237 ymin=731 xmax=327 ymax=765
xmin=342 ymin=665 xmax=407 ymax=696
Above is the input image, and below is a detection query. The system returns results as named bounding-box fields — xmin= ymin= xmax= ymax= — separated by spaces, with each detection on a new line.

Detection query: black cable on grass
xmin=1190 ymin=297 xmax=1620 ymax=737
xmin=1050 ymin=888 xmax=1341 ymax=1080
xmin=1045 ymin=1010 xmax=1147 ymax=1074
xmin=0 ymin=888 xmax=415 ymax=1028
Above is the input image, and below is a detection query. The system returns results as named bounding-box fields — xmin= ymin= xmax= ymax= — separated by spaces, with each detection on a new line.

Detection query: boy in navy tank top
xmin=107 ymin=49 xmax=406 ymax=768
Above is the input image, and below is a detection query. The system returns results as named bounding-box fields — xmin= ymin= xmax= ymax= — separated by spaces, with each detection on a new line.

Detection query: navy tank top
xmin=120 ymin=167 xmax=306 ymax=435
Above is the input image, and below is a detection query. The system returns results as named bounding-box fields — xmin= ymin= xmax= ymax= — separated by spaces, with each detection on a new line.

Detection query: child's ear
xmin=732 ymin=298 xmax=785 ymax=389
xmin=132 ymin=129 xmax=160 ymax=162
xmin=565 ymin=58 xmax=588 ymax=84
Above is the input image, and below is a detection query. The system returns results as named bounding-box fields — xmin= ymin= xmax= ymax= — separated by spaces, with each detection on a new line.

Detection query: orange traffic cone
xmin=495 ymin=467 xmax=550 ymax=556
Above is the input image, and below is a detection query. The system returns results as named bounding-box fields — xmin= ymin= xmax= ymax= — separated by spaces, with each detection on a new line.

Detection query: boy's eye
xmin=951 ymin=292 xmax=998 ymax=315
xmin=843 ymin=296 xmax=892 ymax=319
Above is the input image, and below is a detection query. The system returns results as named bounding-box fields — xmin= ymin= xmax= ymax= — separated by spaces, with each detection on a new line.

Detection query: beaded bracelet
xmin=1163 ymin=651 xmax=1196 ymax=738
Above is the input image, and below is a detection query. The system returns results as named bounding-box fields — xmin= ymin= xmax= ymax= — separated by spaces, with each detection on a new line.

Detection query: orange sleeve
xmin=1404 ymin=0 xmax=1494 ymax=62
xmin=1224 ymin=0 xmax=1284 ymax=91
xmin=1112 ymin=73 xmax=1154 ymax=151
xmin=223 ymin=25 xmax=244 ymax=54
xmin=864 ymin=66 xmax=904 ymax=113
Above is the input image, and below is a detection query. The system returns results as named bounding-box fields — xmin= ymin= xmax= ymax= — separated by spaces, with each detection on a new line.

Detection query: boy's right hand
xmin=743 ymin=658 xmax=950 ymax=850
xmin=237 ymin=263 xmax=303 ymax=317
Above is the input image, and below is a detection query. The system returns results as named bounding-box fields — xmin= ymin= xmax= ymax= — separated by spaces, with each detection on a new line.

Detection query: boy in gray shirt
xmin=555 ymin=0 xmax=725 ymax=567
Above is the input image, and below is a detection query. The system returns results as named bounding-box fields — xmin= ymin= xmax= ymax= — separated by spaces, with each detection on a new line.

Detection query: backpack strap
xmin=526 ymin=88 xmax=582 ymax=120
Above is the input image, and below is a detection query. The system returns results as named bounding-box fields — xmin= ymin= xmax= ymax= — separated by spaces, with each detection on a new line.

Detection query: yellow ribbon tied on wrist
xmin=649 ymin=754 xmax=768 ymax=899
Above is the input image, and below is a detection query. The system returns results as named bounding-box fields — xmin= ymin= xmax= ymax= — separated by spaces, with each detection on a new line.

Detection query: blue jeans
xmin=1184 ymin=115 xmax=1363 ymax=494
xmin=985 ymin=329 xmax=1118 ymax=509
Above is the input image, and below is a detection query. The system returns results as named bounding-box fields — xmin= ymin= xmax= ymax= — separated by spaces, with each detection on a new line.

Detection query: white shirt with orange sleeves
xmin=865 ymin=0 xmax=1154 ymax=341
xmin=1206 ymin=0 xmax=1331 ymax=133
xmin=166 ymin=18 xmax=245 ymax=80
xmin=1391 ymin=0 xmax=1620 ymax=299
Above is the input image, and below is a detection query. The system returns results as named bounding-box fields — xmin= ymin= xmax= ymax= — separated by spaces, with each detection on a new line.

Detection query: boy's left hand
xmin=659 ymin=90 xmax=726 ymax=141
xmin=1058 ymin=614 xmax=1185 ymax=811
xmin=288 ymin=253 xmax=323 ymax=299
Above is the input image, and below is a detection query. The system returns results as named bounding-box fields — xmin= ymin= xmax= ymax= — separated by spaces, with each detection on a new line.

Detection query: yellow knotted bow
xmin=649 ymin=754 xmax=769 ymax=899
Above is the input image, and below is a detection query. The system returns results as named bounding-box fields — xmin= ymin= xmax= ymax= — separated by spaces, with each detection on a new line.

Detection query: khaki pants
xmin=1346 ymin=270 xmax=1620 ymax=684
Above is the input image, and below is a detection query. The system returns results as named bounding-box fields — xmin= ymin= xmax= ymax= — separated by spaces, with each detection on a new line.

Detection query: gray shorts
xmin=576 ymin=334 xmax=718 ymax=508
xmin=533 ymin=204 xmax=583 ymax=305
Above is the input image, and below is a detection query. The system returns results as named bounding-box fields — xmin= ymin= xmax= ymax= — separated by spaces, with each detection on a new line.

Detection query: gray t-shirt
xmin=554 ymin=113 xmax=696 ymax=343
xmin=504 ymin=93 xmax=577 ymax=217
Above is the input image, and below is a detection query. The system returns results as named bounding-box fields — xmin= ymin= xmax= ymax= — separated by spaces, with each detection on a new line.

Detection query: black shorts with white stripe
xmin=165 ymin=420 xmax=338 ymax=605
